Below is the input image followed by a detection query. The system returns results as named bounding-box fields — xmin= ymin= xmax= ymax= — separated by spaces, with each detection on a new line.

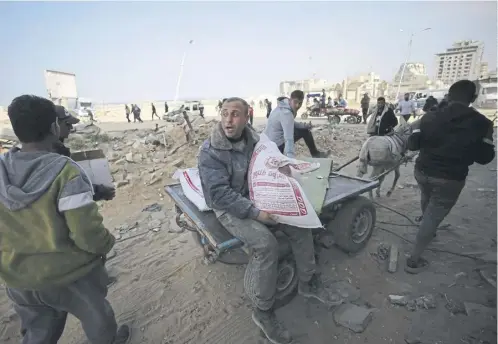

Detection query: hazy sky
xmin=0 ymin=1 xmax=496 ymax=104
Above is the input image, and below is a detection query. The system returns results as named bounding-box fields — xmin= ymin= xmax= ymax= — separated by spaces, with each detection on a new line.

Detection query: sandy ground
xmin=0 ymin=114 xmax=496 ymax=344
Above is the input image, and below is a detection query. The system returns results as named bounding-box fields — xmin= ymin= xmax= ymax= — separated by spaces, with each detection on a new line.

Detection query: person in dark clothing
xmin=86 ymin=108 xmax=94 ymax=122
xmin=164 ymin=101 xmax=169 ymax=114
xmin=422 ymin=96 xmax=438 ymax=112
xmin=199 ymin=103 xmax=205 ymax=118
xmin=405 ymin=80 xmax=495 ymax=274
xmin=265 ymin=99 xmax=272 ymax=118
xmin=438 ymin=94 xmax=449 ymax=110
xmin=320 ymin=89 xmax=326 ymax=108
xmin=53 ymin=105 xmax=116 ymax=202
xmin=125 ymin=105 xmax=131 ymax=123
xmin=132 ymin=104 xmax=143 ymax=123
xmin=366 ymin=97 xmax=398 ymax=136
xmin=360 ymin=93 xmax=370 ymax=124
xmin=151 ymin=103 xmax=160 ymax=120
xmin=248 ymin=105 xmax=254 ymax=125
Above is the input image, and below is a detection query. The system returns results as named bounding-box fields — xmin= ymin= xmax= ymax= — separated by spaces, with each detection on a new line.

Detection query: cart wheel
xmin=273 ymin=258 xmax=299 ymax=309
xmin=328 ymin=114 xmax=341 ymax=124
xmin=356 ymin=115 xmax=362 ymax=124
xmin=326 ymin=196 xmax=376 ymax=253
xmin=346 ymin=116 xmax=357 ymax=124
xmin=301 ymin=112 xmax=308 ymax=119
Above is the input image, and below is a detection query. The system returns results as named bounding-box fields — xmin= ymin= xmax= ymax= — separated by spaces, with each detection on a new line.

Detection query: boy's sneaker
xmin=252 ymin=309 xmax=292 ymax=344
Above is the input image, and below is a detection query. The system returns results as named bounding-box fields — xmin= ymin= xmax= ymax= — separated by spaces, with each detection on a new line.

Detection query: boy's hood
xmin=0 ymin=149 xmax=69 ymax=211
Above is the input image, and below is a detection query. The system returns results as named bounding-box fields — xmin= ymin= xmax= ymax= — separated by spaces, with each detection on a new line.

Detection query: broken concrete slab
xmin=388 ymin=295 xmax=409 ymax=306
xmin=333 ymin=303 xmax=373 ymax=333
xmin=464 ymin=302 xmax=497 ymax=318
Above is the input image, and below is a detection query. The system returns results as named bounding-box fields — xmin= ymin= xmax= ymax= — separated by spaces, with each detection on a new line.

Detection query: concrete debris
xmin=148 ymin=219 xmax=163 ymax=231
xmin=388 ymin=295 xmax=409 ymax=306
xmin=143 ymin=203 xmax=163 ymax=212
xmin=387 ymin=244 xmax=399 ymax=273
xmin=172 ymin=158 xmax=184 ymax=167
xmin=333 ymin=303 xmax=373 ymax=333
xmin=125 ymin=152 xmax=134 ymax=163
xmin=389 ymin=294 xmax=437 ymax=311
xmin=372 ymin=243 xmax=389 ymax=261
xmin=464 ymin=302 xmax=497 ymax=318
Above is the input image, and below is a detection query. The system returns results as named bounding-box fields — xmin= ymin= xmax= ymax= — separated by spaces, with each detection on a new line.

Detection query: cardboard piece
xmin=297 ymin=158 xmax=333 ymax=214
xmin=71 ymin=149 xmax=113 ymax=187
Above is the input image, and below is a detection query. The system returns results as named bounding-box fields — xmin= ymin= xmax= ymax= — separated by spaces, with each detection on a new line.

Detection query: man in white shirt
xmin=396 ymin=93 xmax=416 ymax=122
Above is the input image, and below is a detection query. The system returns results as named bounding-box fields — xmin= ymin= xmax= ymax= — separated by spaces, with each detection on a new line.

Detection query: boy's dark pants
xmin=411 ymin=168 xmax=465 ymax=259
xmin=7 ymin=264 xmax=118 ymax=344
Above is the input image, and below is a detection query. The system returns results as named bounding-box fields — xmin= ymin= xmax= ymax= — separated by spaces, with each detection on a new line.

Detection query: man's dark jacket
xmin=408 ymin=103 xmax=495 ymax=181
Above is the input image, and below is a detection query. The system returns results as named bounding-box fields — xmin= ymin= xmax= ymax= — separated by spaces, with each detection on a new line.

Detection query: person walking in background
xmin=164 ymin=101 xmax=169 ymax=114
xmin=125 ymin=104 xmax=131 ymax=123
xmin=405 ymin=80 xmax=495 ymax=274
xmin=320 ymin=89 xmax=326 ymax=108
xmin=360 ymin=93 xmax=370 ymax=124
xmin=265 ymin=99 xmax=272 ymax=118
xmin=199 ymin=102 xmax=205 ymax=118
xmin=396 ymin=93 xmax=416 ymax=122
xmin=259 ymin=99 xmax=264 ymax=109
xmin=0 ymin=95 xmax=131 ymax=344
xmin=132 ymin=104 xmax=144 ymax=123
xmin=151 ymin=102 xmax=160 ymax=120
xmin=248 ymin=104 xmax=254 ymax=125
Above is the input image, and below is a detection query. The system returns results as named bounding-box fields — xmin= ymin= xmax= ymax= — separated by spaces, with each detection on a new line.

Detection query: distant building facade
xmin=434 ymin=40 xmax=484 ymax=84
xmin=279 ymin=79 xmax=330 ymax=96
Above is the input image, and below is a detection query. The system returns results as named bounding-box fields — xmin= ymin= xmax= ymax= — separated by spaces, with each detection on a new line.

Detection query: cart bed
xmin=323 ymin=172 xmax=379 ymax=208
xmin=165 ymin=183 xmax=234 ymax=249
xmin=165 ymin=173 xmax=378 ymax=249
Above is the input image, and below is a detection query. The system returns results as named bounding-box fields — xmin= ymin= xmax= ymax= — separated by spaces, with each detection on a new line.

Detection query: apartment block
xmin=434 ymin=40 xmax=484 ymax=84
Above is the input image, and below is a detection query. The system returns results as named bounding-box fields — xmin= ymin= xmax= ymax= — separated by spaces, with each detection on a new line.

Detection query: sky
xmin=0 ymin=1 xmax=496 ymax=105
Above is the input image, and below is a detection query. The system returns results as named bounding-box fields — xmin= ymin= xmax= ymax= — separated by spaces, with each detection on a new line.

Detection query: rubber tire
xmin=326 ymin=196 xmax=376 ymax=254
xmin=346 ymin=116 xmax=356 ymax=124
xmin=273 ymin=258 xmax=299 ymax=309
xmin=356 ymin=115 xmax=362 ymax=124
xmin=301 ymin=112 xmax=308 ymax=119
xmin=191 ymin=232 xmax=298 ymax=308
xmin=328 ymin=114 xmax=341 ymax=124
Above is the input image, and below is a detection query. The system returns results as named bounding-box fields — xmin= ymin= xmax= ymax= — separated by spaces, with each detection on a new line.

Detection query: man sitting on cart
xmin=198 ymin=97 xmax=341 ymax=344
xmin=265 ymin=90 xmax=330 ymax=159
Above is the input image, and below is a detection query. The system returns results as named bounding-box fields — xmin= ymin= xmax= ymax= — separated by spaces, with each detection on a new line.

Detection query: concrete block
xmin=388 ymin=244 xmax=399 ymax=273
xmin=333 ymin=303 xmax=373 ymax=333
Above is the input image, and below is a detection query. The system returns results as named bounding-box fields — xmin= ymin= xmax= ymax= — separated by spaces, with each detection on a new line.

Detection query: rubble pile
xmin=65 ymin=116 xmax=219 ymax=189
xmin=296 ymin=124 xmax=367 ymax=163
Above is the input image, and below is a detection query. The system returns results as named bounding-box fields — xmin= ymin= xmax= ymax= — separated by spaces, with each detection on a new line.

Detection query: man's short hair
xmin=8 ymin=95 xmax=57 ymax=143
xmin=290 ymin=90 xmax=304 ymax=101
xmin=448 ymin=80 xmax=477 ymax=103
xmin=223 ymin=97 xmax=249 ymax=115
xmin=377 ymin=97 xmax=386 ymax=102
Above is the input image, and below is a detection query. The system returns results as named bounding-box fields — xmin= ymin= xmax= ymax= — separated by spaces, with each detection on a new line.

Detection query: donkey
xmin=356 ymin=122 xmax=414 ymax=198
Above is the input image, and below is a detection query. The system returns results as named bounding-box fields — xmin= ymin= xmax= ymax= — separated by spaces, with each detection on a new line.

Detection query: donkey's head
xmin=393 ymin=119 xmax=418 ymax=142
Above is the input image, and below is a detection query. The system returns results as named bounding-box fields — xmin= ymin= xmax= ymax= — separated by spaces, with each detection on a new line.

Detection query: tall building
xmin=434 ymin=40 xmax=484 ymax=84
xmin=480 ymin=62 xmax=489 ymax=79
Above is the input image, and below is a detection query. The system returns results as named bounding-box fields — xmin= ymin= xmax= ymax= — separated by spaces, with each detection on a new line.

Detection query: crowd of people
xmin=0 ymin=79 xmax=494 ymax=344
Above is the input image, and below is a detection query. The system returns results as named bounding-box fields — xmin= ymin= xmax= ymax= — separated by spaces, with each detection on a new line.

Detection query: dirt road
xmin=0 ymin=120 xmax=496 ymax=344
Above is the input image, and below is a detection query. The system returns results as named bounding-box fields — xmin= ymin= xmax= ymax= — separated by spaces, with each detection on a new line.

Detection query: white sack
xmin=174 ymin=168 xmax=212 ymax=212
xmin=248 ymin=134 xmax=323 ymax=228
